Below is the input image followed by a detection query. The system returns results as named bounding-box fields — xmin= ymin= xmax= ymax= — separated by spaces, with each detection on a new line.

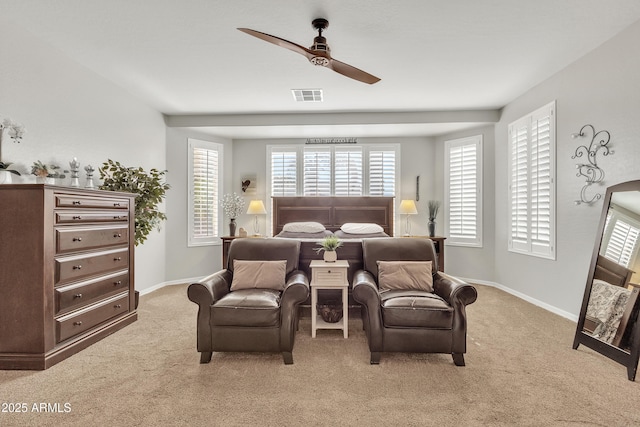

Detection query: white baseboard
xmin=138 ymin=276 xmax=206 ymax=296
xmin=459 ymin=277 xmax=579 ymax=323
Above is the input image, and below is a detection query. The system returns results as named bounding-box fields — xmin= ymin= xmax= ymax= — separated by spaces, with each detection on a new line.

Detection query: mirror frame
xmin=573 ymin=180 xmax=640 ymax=381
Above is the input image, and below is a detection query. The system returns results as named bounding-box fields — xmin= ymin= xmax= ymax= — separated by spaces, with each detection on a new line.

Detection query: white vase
xmin=323 ymin=250 xmax=337 ymax=263
xmin=36 ymin=176 xmax=55 ymax=184
xmin=0 ymin=170 xmax=13 ymax=184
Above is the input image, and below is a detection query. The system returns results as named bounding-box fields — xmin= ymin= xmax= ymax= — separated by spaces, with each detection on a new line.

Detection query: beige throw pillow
xmin=377 ymin=261 xmax=433 ymax=292
xmin=231 ymin=260 xmax=287 ymax=291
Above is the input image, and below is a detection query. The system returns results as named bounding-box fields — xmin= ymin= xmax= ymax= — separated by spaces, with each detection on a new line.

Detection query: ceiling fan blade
xmin=328 ymin=58 xmax=381 ymax=84
xmin=237 ymin=28 xmax=313 ymax=60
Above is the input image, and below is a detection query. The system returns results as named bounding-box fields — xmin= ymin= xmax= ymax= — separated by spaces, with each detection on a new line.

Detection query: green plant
xmin=0 ymin=162 xmax=21 ymax=176
xmin=99 ymin=159 xmax=170 ymax=246
xmin=314 ymin=235 xmax=343 ymax=253
xmin=428 ymin=200 xmax=440 ymax=221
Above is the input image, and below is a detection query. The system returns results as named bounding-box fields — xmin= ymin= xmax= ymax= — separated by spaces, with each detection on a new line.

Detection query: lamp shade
xmin=398 ymin=199 xmax=418 ymax=215
xmin=246 ymin=200 xmax=267 ymax=215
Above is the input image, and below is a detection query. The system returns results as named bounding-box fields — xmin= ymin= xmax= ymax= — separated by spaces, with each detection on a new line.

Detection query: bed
xmin=272 ymin=196 xmax=394 ymax=304
xmin=585 ymin=255 xmax=639 ymax=347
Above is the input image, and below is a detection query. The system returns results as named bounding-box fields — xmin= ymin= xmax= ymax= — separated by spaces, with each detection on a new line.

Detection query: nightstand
xmin=310 ymin=259 xmax=349 ymax=338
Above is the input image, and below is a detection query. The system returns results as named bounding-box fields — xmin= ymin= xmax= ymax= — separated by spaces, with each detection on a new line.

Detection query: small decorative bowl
xmin=317 ymin=304 xmax=343 ymax=323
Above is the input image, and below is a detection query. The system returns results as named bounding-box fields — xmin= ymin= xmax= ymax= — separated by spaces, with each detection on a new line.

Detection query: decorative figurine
xmin=69 ymin=157 xmax=80 ymax=187
xmin=84 ymin=164 xmax=95 ymax=188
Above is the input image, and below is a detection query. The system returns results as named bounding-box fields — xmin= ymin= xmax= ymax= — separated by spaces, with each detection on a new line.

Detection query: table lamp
xmin=398 ymin=199 xmax=418 ymax=236
xmin=246 ymin=200 xmax=267 ymax=236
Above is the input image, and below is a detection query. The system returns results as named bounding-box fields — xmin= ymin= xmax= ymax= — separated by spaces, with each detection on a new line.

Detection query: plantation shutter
xmin=192 ymin=147 xmax=219 ymax=239
xmin=508 ymin=101 xmax=556 ymax=259
xmin=271 ymin=150 xmax=297 ymax=196
xmin=303 ymin=148 xmax=332 ymax=196
xmin=604 ymin=217 xmax=640 ymax=268
xmin=369 ymin=150 xmax=396 ymax=196
xmin=530 ymin=111 xmax=552 ymax=255
xmin=334 ymin=147 xmax=363 ymax=196
xmin=446 ymin=136 xmax=482 ymax=246
xmin=510 ymin=121 xmax=529 ymax=251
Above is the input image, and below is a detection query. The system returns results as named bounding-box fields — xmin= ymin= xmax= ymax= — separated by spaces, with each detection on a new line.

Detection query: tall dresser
xmin=0 ymin=184 xmax=137 ymax=370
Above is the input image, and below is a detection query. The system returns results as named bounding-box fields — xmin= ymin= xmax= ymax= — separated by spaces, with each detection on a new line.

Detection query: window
xmin=188 ymin=138 xmax=223 ymax=246
xmin=603 ymin=209 xmax=640 ymax=268
xmin=267 ymin=144 xmax=398 ymax=197
xmin=508 ymin=101 xmax=556 ymax=259
xmin=445 ymin=135 xmax=483 ymax=247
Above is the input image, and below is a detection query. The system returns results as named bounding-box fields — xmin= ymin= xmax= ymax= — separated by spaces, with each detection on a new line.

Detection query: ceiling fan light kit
xmin=238 ymin=18 xmax=380 ymax=85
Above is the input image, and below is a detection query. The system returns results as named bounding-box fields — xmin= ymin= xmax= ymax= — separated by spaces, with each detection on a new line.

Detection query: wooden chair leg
xmin=370 ymin=352 xmax=381 ymax=365
xmin=282 ymin=351 xmax=293 ymax=365
xmin=452 ymin=353 xmax=465 ymax=366
xmin=200 ymin=351 xmax=212 ymax=364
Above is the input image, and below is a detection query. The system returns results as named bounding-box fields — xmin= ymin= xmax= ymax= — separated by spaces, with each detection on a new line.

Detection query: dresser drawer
xmin=55 ymin=248 xmax=129 ymax=286
xmin=56 ymin=293 xmax=130 ymax=343
xmin=312 ymin=267 xmax=348 ymax=286
xmin=55 ymin=194 xmax=129 ymax=210
xmin=55 ymin=271 xmax=130 ymax=315
xmin=56 ymin=225 xmax=129 ymax=254
xmin=55 ymin=211 xmax=129 ymax=224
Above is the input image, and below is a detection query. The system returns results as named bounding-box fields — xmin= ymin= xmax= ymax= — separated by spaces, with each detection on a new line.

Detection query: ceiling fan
xmin=238 ymin=18 xmax=381 ymax=85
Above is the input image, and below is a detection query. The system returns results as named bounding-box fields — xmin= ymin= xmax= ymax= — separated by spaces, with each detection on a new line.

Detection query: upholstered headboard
xmin=594 ymin=254 xmax=634 ymax=288
xmin=272 ymin=196 xmax=395 ymax=236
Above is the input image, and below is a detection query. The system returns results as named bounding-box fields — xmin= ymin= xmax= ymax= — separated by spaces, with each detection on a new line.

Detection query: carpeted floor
xmin=0 ymin=284 xmax=638 ymax=426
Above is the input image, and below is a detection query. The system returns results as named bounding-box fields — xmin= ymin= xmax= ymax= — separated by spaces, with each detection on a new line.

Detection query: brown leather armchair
xmin=353 ymin=238 xmax=477 ymax=365
xmin=187 ymin=238 xmax=309 ymax=364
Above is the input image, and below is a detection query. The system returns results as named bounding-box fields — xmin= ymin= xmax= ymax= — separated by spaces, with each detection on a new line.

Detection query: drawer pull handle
xmin=72 ymin=201 xmax=82 ymax=205
xmin=114 ymin=304 xmax=122 ymax=309
xmin=72 ymin=265 xmax=82 ymax=270
xmin=114 ymin=257 xmax=122 ymax=261
xmin=73 ymin=321 xmax=83 ymax=326
xmin=113 ymin=203 xmax=121 ymax=207
xmin=72 ymin=216 xmax=81 ymax=220
xmin=328 ymin=270 xmax=331 ymax=273
xmin=114 ymin=233 xmax=122 ymax=238
xmin=113 ymin=216 xmax=125 ymax=220
xmin=74 ymin=293 xmax=83 ymax=299
xmin=114 ymin=280 xmax=122 ymax=286
xmin=72 ymin=237 xmax=83 ymax=242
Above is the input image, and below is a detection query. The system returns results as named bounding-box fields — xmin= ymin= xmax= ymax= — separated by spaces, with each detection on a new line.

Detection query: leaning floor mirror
xmin=573 ymin=180 xmax=640 ymax=381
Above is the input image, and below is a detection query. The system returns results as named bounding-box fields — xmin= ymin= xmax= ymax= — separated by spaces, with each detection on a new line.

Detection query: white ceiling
xmin=3 ymin=0 xmax=640 ymax=139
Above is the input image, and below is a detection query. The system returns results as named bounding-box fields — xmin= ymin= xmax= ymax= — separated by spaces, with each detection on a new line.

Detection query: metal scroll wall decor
xmin=571 ymin=124 xmax=613 ymax=205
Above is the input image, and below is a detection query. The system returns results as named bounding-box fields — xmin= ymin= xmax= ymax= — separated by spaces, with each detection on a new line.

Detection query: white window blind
xmin=603 ymin=211 xmax=640 ymax=268
xmin=188 ymin=138 xmax=223 ymax=246
xmin=271 ymin=149 xmax=297 ymax=196
xmin=267 ymin=144 xmax=398 ymax=198
xmin=445 ymin=135 xmax=482 ymax=247
xmin=303 ymin=148 xmax=332 ymax=196
xmin=508 ymin=101 xmax=556 ymax=259
xmin=334 ymin=147 xmax=363 ymax=196
xmin=369 ymin=150 xmax=396 ymax=196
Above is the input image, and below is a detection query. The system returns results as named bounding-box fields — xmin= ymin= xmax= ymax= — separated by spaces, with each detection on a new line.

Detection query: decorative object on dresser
xmin=398 ymin=199 xmax=418 ymax=236
xmin=31 ymin=160 xmax=64 ymax=184
xmin=99 ymin=159 xmax=170 ymax=246
xmin=0 ymin=185 xmax=137 ymax=370
xmin=246 ymin=199 xmax=267 ymax=236
xmin=0 ymin=116 xmax=25 ymax=184
xmin=353 ymin=238 xmax=477 ymax=365
xmin=188 ymin=238 xmax=309 ymax=364
xmin=84 ymin=164 xmax=95 ymax=188
xmin=69 ymin=157 xmax=81 ymax=187
xmin=221 ymin=192 xmax=246 ymax=237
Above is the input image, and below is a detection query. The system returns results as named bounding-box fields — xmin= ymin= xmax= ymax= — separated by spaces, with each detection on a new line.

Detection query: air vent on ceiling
xmin=292 ymin=89 xmax=323 ymax=102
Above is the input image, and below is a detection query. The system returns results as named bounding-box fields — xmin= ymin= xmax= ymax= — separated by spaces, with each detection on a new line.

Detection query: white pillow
xmin=282 ymin=221 xmax=326 ymax=233
xmin=340 ymin=222 xmax=384 ymax=234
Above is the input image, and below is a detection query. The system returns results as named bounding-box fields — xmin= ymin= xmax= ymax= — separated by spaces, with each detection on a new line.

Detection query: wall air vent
xmin=292 ymin=89 xmax=323 ymax=102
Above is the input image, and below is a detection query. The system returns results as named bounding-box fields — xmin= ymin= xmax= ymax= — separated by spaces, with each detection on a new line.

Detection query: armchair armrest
xmin=280 ymin=270 xmax=310 ymax=352
xmin=352 ymin=270 xmax=383 ymax=353
xmin=433 ymin=272 xmax=478 ymax=307
xmin=187 ymin=269 xmax=232 ymax=354
xmin=187 ymin=269 xmax=232 ymax=307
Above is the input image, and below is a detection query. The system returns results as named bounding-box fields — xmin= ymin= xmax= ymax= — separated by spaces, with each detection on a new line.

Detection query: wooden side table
xmin=310 ymin=260 xmax=349 ymax=338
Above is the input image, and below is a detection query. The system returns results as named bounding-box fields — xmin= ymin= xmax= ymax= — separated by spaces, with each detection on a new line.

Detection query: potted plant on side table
xmin=314 ymin=235 xmax=343 ymax=262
